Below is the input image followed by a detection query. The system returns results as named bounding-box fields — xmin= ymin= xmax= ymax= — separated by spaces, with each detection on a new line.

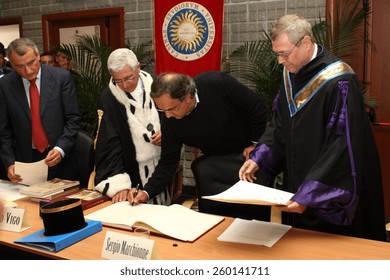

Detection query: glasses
xmin=113 ymin=74 xmax=136 ymax=85
xmin=156 ymin=101 xmax=183 ymax=114
xmin=273 ymin=37 xmax=304 ymax=60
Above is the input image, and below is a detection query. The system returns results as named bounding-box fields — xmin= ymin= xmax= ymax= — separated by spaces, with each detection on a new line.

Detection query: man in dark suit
xmin=0 ymin=38 xmax=81 ymax=183
xmin=0 ymin=42 xmax=12 ymax=78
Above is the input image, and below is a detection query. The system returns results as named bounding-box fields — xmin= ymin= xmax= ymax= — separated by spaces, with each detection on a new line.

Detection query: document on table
xmin=0 ymin=180 xmax=27 ymax=203
xmin=217 ymin=218 xmax=292 ymax=247
xmin=15 ymin=159 xmax=48 ymax=186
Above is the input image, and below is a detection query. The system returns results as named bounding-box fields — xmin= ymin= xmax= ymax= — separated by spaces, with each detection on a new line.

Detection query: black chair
xmin=0 ymin=161 xmax=7 ymax=180
xmin=191 ymin=153 xmax=271 ymax=221
xmin=74 ymin=130 xmax=94 ymax=189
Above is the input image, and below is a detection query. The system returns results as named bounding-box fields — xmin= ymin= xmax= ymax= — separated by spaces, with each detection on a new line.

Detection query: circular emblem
xmin=162 ymin=2 xmax=216 ymax=61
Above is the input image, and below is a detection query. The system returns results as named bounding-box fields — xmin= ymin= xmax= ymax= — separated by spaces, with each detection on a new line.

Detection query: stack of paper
xmin=20 ymin=178 xmax=79 ymax=198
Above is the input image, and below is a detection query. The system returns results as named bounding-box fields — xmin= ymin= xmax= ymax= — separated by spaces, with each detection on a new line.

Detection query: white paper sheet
xmin=202 ymin=180 xmax=294 ymax=206
xmin=0 ymin=180 xmax=27 ymax=202
xmin=15 ymin=159 xmax=48 ymax=186
xmin=217 ymin=218 xmax=292 ymax=247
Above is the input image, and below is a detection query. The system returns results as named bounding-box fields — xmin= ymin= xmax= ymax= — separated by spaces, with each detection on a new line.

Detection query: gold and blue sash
xmin=284 ymin=61 xmax=355 ymax=117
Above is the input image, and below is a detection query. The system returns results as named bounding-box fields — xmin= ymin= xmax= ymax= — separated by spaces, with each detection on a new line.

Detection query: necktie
xmin=29 ymin=78 xmax=48 ymax=153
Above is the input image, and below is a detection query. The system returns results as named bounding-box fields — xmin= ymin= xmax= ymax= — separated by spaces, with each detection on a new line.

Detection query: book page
xmin=85 ymin=202 xmax=163 ymax=228
xmin=85 ymin=202 xmax=224 ymax=242
xmin=202 ymin=180 xmax=294 ymax=206
xmin=133 ymin=204 xmax=224 ymax=242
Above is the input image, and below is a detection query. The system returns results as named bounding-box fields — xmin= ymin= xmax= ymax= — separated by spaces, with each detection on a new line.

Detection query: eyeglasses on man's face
xmin=273 ymin=36 xmax=304 ymax=60
xmin=113 ymin=74 xmax=136 ymax=85
xmin=156 ymin=100 xmax=184 ymax=114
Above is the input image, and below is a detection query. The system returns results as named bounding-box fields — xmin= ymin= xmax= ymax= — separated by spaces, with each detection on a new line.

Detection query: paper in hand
xmin=15 ymin=159 xmax=48 ymax=185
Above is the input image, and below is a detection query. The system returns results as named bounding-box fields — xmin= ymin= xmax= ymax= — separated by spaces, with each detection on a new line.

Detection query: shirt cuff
xmin=53 ymin=146 xmax=65 ymax=158
xmin=143 ymin=189 xmax=150 ymax=201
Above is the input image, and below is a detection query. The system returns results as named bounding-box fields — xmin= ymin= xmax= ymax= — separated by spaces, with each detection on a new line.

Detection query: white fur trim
xmin=94 ymin=173 xmax=131 ymax=198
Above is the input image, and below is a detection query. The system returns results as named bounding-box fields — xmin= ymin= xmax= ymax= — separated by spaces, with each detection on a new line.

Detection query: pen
xmin=132 ymin=183 xmax=140 ymax=206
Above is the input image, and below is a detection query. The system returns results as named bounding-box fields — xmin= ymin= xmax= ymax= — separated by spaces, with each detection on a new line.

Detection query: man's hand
xmin=7 ymin=164 xmax=21 ymax=183
xmin=151 ymin=130 xmax=162 ymax=146
xmin=239 ymin=159 xmax=259 ymax=182
xmin=128 ymin=189 xmax=148 ymax=205
xmin=112 ymin=189 xmax=129 ymax=203
xmin=278 ymin=200 xmax=307 ymax=213
xmin=45 ymin=149 xmax=62 ymax=167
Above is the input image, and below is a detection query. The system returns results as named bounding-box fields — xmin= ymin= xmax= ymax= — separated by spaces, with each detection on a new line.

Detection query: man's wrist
xmin=54 ymin=146 xmax=65 ymax=158
xmin=142 ymin=189 xmax=150 ymax=201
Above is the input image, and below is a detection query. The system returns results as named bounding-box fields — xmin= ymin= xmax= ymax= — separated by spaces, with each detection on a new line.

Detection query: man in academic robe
xmin=239 ymin=14 xmax=386 ymax=241
xmin=93 ymin=48 xmax=169 ymax=205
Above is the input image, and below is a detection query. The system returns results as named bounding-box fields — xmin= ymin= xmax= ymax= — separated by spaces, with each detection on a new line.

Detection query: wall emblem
xmin=162 ymin=2 xmax=216 ymax=61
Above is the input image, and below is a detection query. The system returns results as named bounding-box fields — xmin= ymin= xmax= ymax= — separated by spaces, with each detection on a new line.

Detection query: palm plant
xmin=228 ymin=0 xmax=375 ymax=110
xmin=57 ymin=36 xmax=153 ymax=135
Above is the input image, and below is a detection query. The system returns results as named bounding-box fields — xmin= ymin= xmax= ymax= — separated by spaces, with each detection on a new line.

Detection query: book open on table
xmin=85 ymin=202 xmax=224 ymax=242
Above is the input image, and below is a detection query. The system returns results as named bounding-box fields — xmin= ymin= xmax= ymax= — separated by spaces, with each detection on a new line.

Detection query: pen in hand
xmin=132 ymin=183 xmax=140 ymax=206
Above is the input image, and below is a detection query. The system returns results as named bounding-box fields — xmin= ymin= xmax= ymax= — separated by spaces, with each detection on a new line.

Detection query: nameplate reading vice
xmin=101 ymin=230 xmax=159 ymax=260
xmin=0 ymin=207 xmax=31 ymax=232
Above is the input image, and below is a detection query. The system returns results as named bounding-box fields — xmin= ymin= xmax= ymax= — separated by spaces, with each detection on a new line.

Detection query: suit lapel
xmin=39 ymin=65 xmax=55 ymax=116
xmin=10 ymin=73 xmax=31 ymax=119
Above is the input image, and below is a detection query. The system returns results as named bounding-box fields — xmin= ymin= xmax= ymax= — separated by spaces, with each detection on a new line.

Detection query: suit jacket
xmin=0 ymin=64 xmax=81 ymax=180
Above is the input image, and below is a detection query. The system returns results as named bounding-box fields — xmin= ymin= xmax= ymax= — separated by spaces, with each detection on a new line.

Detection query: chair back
xmin=74 ymin=130 xmax=94 ymax=189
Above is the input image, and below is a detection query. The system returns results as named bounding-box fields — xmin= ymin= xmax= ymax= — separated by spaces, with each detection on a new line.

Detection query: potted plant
xmin=227 ymin=0 xmax=376 ymax=111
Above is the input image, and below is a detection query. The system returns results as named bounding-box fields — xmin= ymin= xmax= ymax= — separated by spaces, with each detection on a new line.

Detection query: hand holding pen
xmin=131 ymin=183 xmax=140 ymax=206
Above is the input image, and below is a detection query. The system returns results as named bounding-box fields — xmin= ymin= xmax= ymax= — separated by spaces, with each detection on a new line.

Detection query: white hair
xmin=107 ymin=48 xmax=138 ymax=72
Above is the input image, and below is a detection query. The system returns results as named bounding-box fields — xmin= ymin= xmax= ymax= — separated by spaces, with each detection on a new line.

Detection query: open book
xmin=85 ymin=202 xmax=224 ymax=242
xmin=202 ymin=180 xmax=294 ymax=206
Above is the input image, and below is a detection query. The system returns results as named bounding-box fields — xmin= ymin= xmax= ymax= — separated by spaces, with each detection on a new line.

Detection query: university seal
xmin=162 ymin=2 xmax=216 ymax=61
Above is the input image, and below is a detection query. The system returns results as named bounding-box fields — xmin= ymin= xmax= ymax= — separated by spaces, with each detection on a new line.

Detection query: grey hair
xmin=107 ymin=48 xmax=138 ymax=72
xmin=270 ymin=14 xmax=315 ymax=44
xmin=6 ymin=38 xmax=39 ymax=59
xmin=151 ymin=72 xmax=196 ymax=101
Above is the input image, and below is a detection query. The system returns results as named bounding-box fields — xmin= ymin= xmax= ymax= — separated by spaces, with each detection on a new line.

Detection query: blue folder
xmin=14 ymin=220 xmax=102 ymax=252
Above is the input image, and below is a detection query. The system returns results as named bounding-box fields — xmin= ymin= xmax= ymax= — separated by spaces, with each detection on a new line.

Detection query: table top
xmin=1 ymin=197 xmax=390 ymax=260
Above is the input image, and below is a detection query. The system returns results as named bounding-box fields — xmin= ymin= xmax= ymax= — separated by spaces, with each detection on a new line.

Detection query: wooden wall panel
xmin=372 ymin=127 xmax=390 ymax=219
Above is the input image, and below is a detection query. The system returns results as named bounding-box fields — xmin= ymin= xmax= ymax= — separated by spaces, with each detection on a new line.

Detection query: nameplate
xmin=0 ymin=207 xmax=31 ymax=232
xmin=101 ymin=230 xmax=160 ymax=260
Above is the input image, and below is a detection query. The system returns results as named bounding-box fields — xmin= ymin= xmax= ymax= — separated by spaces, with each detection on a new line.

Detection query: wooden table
xmin=1 ymin=197 xmax=390 ymax=260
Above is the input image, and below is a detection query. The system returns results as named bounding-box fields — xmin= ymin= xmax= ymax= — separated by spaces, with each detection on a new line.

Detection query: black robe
xmin=250 ymin=46 xmax=386 ymax=241
xmin=94 ymin=72 xmax=168 ymax=204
